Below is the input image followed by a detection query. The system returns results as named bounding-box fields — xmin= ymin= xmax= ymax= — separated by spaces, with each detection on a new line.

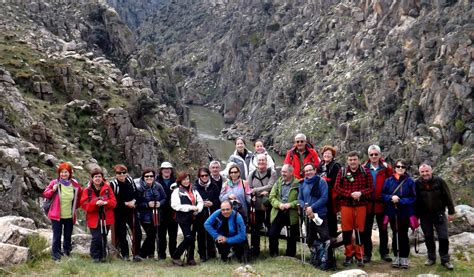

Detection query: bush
xmin=450 ymin=142 xmax=463 ymax=155
xmin=26 ymin=234 xmax=49 ymax=262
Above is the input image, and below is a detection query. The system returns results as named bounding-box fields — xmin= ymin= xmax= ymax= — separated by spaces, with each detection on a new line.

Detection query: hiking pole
xmin=131 ymin=208 xmax=137 ymax=257
xmin=153 ymin=197 xmax=160 ymax=259
xmin=395 ymin=205 xmax=400 ymax=268
xmin=297 ymin=203 xmax=304 ymax=264
xmin=204 ymin=205 xmax=210 ymax=261
xmin=99 ymin=206 xmax=108 ymax=260
xmin=263 ymin=210 xmax=268 ymax=253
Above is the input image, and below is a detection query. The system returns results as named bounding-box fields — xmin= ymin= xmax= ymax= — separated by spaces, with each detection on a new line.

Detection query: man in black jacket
xmin=415 ymin=163 xmax=455 ymax=270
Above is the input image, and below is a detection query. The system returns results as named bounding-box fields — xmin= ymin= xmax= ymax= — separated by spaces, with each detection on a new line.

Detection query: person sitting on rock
xmin=204 ymin=200 xmax=247 ymax=262
xmin=381 ymin=159 xmax=416 ymax=269
xmin=268 ymin=164 xmax=300 ymax=257
xmin=80 ymin=167 xmax=117 ymax=263
xmin=284 ymin=133 xmax=320 ymax=182
xmin=415 ymin=163 xmax=455 ymax=270
xmin=362 ymin=145 xmax=393 ymax=263
xmin=334 ymin=151 xmax=373 ymax=267
xmin=43 ymin=162 xmax=83 ymax=261
xmin=248 ymin=139 xmax=275 ymax=173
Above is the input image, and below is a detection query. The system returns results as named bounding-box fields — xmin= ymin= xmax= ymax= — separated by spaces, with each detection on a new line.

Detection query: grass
xmin=3 ymin=237 xmax=473 ymax=276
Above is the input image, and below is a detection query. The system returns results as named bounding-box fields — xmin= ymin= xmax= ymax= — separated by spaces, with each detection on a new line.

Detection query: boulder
xmin=71 ymin=234 xmax=92 ymax=255
xmin=455 ymin=205 xmax=474 ymax=226
xmin=0 ymin=243 xmax=28 ymax=266
xmin=0 ymin=216 xmax=38 ymax=245
xmin=330 ymin=269 xmax=368 ymax=277
xmin=232 ymin=265 xmax=261 ymax=277
xmin=450 ymin=232 xmax=474 ymax=250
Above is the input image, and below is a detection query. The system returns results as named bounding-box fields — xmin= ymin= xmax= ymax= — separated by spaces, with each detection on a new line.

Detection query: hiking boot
xmin=133 ymin=255 xmax=145 ymax=262
xmin=172 ymin=258 xmax=184 ymax=266
xmin=400 ymin=258 xmax=409 ymax=269
xmin=121 ymin=256 xmax=130 ymax=261
xmin=200 ymin=256 xmax=207 ymax=262
xmin=356 ymin=259 xmax=364 ymax=267
xmin=392 ymin=257 xmax=400 ymax=268
xmin=442 ymin=261 xmax=454 ymax=270
xmin=424 ymin=259 xmax=435 ymax=266
xmin=381 ymin=254 xmax=392 ymax=262
xmin=363 ymin=255 xmax=371 ymax=263
xmin=92 ymin=258 xmax=100 ymax=263
xmin=187 ymin=259 xmax=197 ymax=266
xmin=343 ymin=256 xmax=353 ymax=267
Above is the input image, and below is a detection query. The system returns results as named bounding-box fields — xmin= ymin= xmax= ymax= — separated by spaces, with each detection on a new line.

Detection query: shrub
xmin=26 ymin=234 xmax=49 ymax=262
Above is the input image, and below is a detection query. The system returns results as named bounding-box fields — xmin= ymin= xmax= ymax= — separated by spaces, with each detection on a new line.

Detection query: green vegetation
xmin=455 ymin=119 xmax=466 ymax=133
xmin=25 ymin=234 xmax=49 ymax=262
xmin=291 ymin=70 xmax=307 ymax=87
xmin=4 ymin=243 xmax=473 ymax=276
xmin=450 ymin=142 xmax=463 ymax=155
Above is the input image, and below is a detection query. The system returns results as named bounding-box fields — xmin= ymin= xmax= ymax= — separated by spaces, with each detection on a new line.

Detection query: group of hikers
xmin=42 ymin=133 xmax=456 ymax=271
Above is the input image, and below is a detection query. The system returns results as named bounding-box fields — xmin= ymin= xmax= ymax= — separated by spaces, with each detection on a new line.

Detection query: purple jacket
xmin=43 ymin=179 xmax=83 ymax=223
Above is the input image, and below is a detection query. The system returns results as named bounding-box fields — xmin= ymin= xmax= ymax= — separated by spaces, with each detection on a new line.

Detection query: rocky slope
xmin=108 ymin=0 xmax=473 ymax=205
xmin=0 ymin=0 xmax=205 ymax=225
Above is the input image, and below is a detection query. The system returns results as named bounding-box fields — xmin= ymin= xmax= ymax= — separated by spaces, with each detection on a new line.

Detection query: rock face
xmin=107 ymin=0 xmax=473 ymax=205
xmin=0 ymin=0 xmax=207 ymax=223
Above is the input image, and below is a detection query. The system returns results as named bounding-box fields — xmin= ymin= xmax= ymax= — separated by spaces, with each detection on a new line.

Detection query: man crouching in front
xmin=204 ymin=200 xmax=246 ymax=262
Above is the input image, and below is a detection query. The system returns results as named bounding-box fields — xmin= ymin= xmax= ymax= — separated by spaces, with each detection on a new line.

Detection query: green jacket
xmin=269 ymin=176 xmax=300 ymax=225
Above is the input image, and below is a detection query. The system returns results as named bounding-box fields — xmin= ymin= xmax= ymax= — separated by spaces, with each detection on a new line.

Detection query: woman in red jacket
xmin=80 ymin=168 xmax=117 ymax=262
xmin=43 ymin=162 xmax=82 ymax=261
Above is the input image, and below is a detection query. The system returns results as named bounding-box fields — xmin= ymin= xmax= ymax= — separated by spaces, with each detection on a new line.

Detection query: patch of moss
xmin=450 ymin=142 xmax=462 ymax=155
xmin=455 ymin=119 xmax=466 ymax=133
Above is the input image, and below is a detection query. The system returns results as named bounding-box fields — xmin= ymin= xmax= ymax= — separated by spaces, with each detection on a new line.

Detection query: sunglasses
xmin=395 ymin=165 xmax=406 ymax=169
xmin=296 ymin=140 xmax=305 ymax=143
xmin=369 ymin=153 xmax=379 ymax=157
xmin=200 ymin=174 xmax=209 ymax=177
xmin=229 ymin=171 xmax=239 ymax=174
xmin=144 ymin=175 xmax=154 ymax=178
xmin=116 ymin=172 xmax=127 ymax=175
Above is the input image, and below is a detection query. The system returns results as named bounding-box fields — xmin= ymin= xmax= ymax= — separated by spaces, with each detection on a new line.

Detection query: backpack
xmin=42 ymin=181 xmax=59 ymax=215
xmin=310 ymin=239 xmax=331 ymax=270
xmin=110 ymin=176 xmax=136 ymax=195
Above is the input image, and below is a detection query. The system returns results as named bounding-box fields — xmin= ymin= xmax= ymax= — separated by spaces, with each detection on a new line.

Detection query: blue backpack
xmin=310 ymin=239 xmax=332 ymax=270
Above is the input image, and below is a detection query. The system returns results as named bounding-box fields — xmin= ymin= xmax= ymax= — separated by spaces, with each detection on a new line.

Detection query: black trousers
xmin=268 ymin=211 xmax=298 ymax=257
xmin=389 ymin=216 xmax=410 ymax=258
xmin=115 ymin=211 xmax=142 ymax=258
xmin=140 ymin=222 xmax=158 ymax=258
xmin=90 ymin=226 xmax=109 ymax=260
xmin=51 ymin=218 xmax=73 ymax=260
xmin=158 ymin=210 xmax=178 ymax=259
xmin=420 ymin=213 xmax=450 ymax=263
xmin=307 ymin=216 xmax=330 ymax=247
xmin=250 ymin=209 xmax=269 ymax=255
xmin=363 ymin=213 xmax=389 ymax=257
xmin=216 ymin=242 xmax=245 ymax=262
xmin=172 ymin=223 xmax=196 ymax=261
xmin=195 ymin=216 xmax=216 ymax=259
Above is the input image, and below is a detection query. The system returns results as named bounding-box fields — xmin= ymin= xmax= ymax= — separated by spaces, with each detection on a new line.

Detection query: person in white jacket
xmin=248 ymin=139 xmax=275 ymax=174
xmin=170 ymin=171 xmax=203 ymax=266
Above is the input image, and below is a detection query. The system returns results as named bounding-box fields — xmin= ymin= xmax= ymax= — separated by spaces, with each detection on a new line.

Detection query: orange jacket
xmin=363 ymin=160 xmax=393 ymax=214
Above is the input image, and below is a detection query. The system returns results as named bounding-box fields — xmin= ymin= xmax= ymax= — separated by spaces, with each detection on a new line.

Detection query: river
xmin=189 ymin=105 xmax=284 ymax=166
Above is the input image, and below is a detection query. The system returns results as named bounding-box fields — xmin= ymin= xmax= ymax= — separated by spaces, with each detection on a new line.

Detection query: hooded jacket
xmin=43 ymin=178 xmax=82 ymax=224
xmin=80 ymin=180 xmax=117 ymax=228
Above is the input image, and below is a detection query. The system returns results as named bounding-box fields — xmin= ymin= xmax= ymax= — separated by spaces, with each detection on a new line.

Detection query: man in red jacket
xmin=334 ymin=151 xmax=373 ymax=267
xmin=362 ymin=145 xmax=393 ymax=263
xmin=284 ymin=133 xmax=320 ymax=182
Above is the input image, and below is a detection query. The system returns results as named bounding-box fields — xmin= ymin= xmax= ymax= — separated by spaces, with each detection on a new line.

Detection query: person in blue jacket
xmin=298 ymin=163 xmax=330 ymax=247
xmin=204 ymin=200 xmax=246 ymax=262
xmin=135 ymin=168 xmax=167 ymax=260
xmin=381 ymin=159 xmax=416 ymax=269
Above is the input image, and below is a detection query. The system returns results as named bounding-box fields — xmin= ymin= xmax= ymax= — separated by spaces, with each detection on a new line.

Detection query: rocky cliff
xmin=108 ymin=0 xmax=473 ymax=205
xmin=0 ymin=0 xmax=205 ymax=225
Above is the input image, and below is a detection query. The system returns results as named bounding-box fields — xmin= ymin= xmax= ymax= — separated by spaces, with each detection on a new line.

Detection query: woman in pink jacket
xmin=43 ymin=162 xmax=83 ymax=261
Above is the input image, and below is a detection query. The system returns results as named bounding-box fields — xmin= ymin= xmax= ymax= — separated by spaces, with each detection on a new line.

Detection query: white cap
xmin=160 ymin=161 xmax=173 ymax=169
xmin=294 ymin=133 xmax=306 ymax=141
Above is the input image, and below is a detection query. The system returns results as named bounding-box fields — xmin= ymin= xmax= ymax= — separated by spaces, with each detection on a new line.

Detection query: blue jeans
xmin=51 ymin=218 xmax=73 ymax=260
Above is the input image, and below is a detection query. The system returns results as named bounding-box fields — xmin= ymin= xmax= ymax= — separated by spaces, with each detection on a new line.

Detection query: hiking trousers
xmin=268 ymin=211 xmax=298 ymax=257
xmin=420 ymin=213 xmax=450 ymax=263
xmin=341 ymin=206 xmax=366 ymax=259
xmin=363 ymin=212 xmax=388 ymax=258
